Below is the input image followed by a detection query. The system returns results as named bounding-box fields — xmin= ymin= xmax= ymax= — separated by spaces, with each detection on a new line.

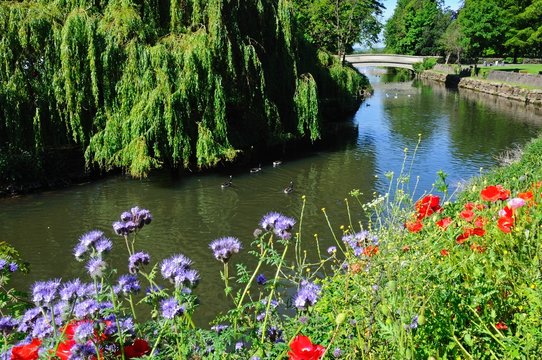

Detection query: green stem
xmin=322 ymin=208 xmax=345 ymax=253
xmin=261 ymin=244 xmax=289 ymax=342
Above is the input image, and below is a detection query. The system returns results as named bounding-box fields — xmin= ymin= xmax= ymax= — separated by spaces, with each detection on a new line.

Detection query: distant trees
xmin=384 ymin=0 xmax=450 ymax=55
xmin=292 ymin=0 xmax=384 ymax=59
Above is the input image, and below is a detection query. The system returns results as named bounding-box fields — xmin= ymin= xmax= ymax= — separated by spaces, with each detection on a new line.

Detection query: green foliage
xmin=384 ymin=0 xmax=451 ymax=55
xmin=412 ymin=57 xmax=437 ymax=73
xmin=0 ymin=0 xmax=367 ymax=180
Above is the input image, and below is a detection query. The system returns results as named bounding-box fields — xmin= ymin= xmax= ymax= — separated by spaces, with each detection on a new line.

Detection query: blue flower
xmin=327 ymin=246 xmax=337 ymax=255
xmin=94 ymin=238 xmax=113 ymax=254
xmin=404 ymin=315 xmax=419 ymax=330
xmin=161 ymin=254 xmax=198 ymax=288
xmin=31 ymin=316 xmax=53 ymax=339
xmin=259 ymin=212 xmax=296 ymax=240
xmin=74 ymin=299 xmax=99 ymax=318
xmin=79 ymin=230 xmax=105 ymax=248
xmin=74 ymin=321 xmax=95 ymax=343
xmin=160 ymin=298 xmax=184 ymax=319
xmin=17 ymin=307 xmax=40 ymax=333
xmin=256 ymin=273 xmax=267 ymax=285
xmin=70 ymin=343 xmax=96 ymax=359
xmin=293 ymin=280 xmax=321 ymax=311
xmin=333 ymin=347 xmax=342 ymax=358
xmin=31 ymin=279 xmax=60 ymax=306
xmin=211 ymin=324 xmax=228 ymax=333
xmin=0 ymin=317 xmax=18 ymax=335
xmin=209 ymin=237 xmax=242 ymax=263
xmin=128 ymin=252 xmax=150 ymax=274
xmin=59 ymin=279 xmax=84 ymax=301
xmin=86 ymin=257 xmax=107 ymax=279
xmin=113 ymin=207 xmax=152 ymax=236
xmin=114 ymin=274 xmax=140 ymax=295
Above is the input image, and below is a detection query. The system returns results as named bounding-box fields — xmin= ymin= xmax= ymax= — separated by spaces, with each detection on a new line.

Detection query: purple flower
xmin=113 ymin=207 xmax=152 ymax=236
xmin=267 ymin=326 xmax=284 ymax=343
xmin=70 ymin=343 xmax=96 ymax=359
xmin=17 ymin=307 xmax=41 ymax=333
xmin=79 ymin=230 xmax=105 ymax=248
xmin=0 ymin=259 xmax=6 ymax=271
xmin=8 ymin=262 xmax=18 ymax=272
xmin=259 ymin=212 xmax=296 ymax=240
xmin=128 ymin=252 xmax=150 ymax=274
xmin=327 ymin=246 xmax=337 ymax=255
xmin=235 ymin=342 xmax=244 ymax=351
xmin=404 ymin=315 xmax=419 ymax=330
xmin=211 ymin=324 xmax=229 ymax=333
xmin=293 ymin=280 xmax=321 ymax=311
xmin=209 ymin=237 xmax=242 ymax=263
xmin=333 ymin=348 xmax=342 ymax=358
xmin=60 ymin=279 xmax=84 ymax=301
xmin=31 ymin=316 xmax=53 ymax=338
xmin=74 ymin=299 xmax=99 ymax=318
xmin=74 ymin=321 xmax=94 ymax=343
xmin=342 ymin=231 xmax=375 ymax=256
xmin=94 ymin=238 xmax=113 ymax=254
xmin=160 ymin=298 xmax=184 ymax=319
xmin=0 ymin=317 xmax=18 ymax=335
xmin=256 ymin=274 xmax=267 ymax=285
xmin=256 ymin=313 xmax=265 ymax=321
xmin=31 ymin=279 xmax=61 ymax=305
xmin=161 ymin=254 xmax=198 ymax=288
xmin=114 ymin=274 xmax=140 ymax=295
xmin=86 ymin=257 xmax=107 ymax=279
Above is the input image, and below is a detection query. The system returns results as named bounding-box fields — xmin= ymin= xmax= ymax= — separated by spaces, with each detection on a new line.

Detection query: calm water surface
xmin=2 ymin=69 xmax=541 ymax=325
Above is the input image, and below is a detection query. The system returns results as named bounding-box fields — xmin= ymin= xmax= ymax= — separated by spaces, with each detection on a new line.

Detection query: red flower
xmin=473 ymin=216 xmax=487 ymax=229
xmin=288 ymin=335 xmax=325 ymax=360
xmin=440 ymin=249 xmax=449 ymax=256
xmin=56 ymin=339 xmax=76 ymax=360
xmin=11 ymin=338 xmax=42 ymax=360
xmin=518 ymin=191 xmax=533 ymax=202
xmin=124 ymin=339 xmax=151 ymax=359
xmin=498 ymin=216 xmax=514 ymax=233
xmin=464 ymin=202 xmax=485 ymax=211
xmin=480 ymin=185 xmax=510 ymax=202
xmin=405 ymin=220 xmax=423 ymax=233
xmin=363 ymin=245 xmax=378 ymax=257
xmin=495 ymin=321 xmax=508 ymax=330
xmin=460 ymin=209 xmax=475 ymax=222
xmin=415 ymin=195 xmax=441 ymax=219
xmin=456 ymin=227 xmax=485 ymax=244
xmin=470 ymin=243 xmax=485 ymax=253
xmin=436 ymin=217 xmax=452 ymax=229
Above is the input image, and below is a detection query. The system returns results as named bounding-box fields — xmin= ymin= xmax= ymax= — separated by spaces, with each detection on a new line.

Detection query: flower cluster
xmin=342 ymin=230 xmax=379 ymax=257
xmin=112 ymin=206 xmax=152 ymax=236
xmin=293 ymin=280 xmax=321 ymax=311
xmin=259 ymin=212 xmax=296 ymax=240
xmin=0 ymin=258 xmax=18 ymax=274
xmin=209 ymin=237 xmax=242 ymax=263
xmin=160 ymin=254 xmax=199 ymax=289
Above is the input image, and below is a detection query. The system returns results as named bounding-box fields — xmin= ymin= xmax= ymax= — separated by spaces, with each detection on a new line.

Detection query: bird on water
xmin=273 ymin=160 xmax=282 ymax=167
xmin=283 ymin=181 xmax=294 ymax=194
xmin=250 ymin=164 xmax=262 ymax=173
xmin=221 ymin=175 xmax=233 ymax=189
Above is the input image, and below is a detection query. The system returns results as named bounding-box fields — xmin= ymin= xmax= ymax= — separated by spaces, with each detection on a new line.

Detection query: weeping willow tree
xmin=0 ymin=0 xmax=368 ymax=179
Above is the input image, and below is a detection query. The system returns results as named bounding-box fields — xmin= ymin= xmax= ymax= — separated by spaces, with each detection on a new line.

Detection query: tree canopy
xmin=0 ymin=0 xmax=368 ymax=180
xmin=292 ymin=0 xmax=384 ymax=58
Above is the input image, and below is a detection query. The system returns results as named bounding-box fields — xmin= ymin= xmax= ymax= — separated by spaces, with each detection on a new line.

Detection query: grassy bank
xmin=2 ymin=134 xmax=542 ymax=359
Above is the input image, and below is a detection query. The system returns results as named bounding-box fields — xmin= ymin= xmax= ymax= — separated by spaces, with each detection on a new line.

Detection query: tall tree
xmin=384 ymin=0 xmax=449 ymax=55
xmin=504 ymin=0 xmax=542 ymax=59
xmin=457 ymin=0 xmax=508 ymax=62
xmin=439 ymin=19 xmax=464 ymax=63
xmin=293 ymin=0 xmax=384 ymax=59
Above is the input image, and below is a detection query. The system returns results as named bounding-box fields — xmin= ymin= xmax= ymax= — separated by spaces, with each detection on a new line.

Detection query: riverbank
xmin=419 ymin=70 xmax=542 ymax=106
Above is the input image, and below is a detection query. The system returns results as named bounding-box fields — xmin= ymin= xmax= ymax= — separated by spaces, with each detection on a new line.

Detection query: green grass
xmin=479 ymin=64 xmax=542 ymax=75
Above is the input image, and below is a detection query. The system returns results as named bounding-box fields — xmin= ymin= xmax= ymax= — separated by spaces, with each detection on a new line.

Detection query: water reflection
xmin=2 ymin=68 xmax=541 ymax=326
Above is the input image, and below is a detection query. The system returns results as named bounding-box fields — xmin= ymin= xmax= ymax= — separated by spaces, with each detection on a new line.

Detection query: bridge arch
xmin=344 ymin=54 xmax=435 ymax=71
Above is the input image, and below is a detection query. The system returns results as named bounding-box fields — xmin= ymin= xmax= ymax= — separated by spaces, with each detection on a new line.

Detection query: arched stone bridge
xmin=344 ymin=54 xmax=436 ymax=70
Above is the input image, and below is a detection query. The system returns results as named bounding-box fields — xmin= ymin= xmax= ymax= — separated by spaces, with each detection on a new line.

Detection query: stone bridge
xmin=344 ymin=54 xmax=436 ymax=70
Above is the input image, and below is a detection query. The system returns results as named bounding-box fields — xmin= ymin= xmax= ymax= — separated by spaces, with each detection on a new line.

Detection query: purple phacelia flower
xmin=74 ymin=321 xmax=94 ymax=343
xmin=0 ymin=317 xmax=18 ymax=335
xmin=327 ymin=246 xmax=337 ymax=255
xmin=260 ymin=212 xmax=297 ymax=240
xmin=17 ymin=307 xmax=41 ymax=333
xmin=120 ymin=212 xmax=133 ymax=222
xmin=31 ymin=316 xmax=53 ymax=339
xmin=209 ymin=237 xmax=242 ymax=263
xmin=160 ymin=298 xmax=184 ymax=319
xmin=60 ymin=279 xmax=84 ymax=301
xmin=114 ymin=207 xmax=152 ymax=236
xmin=128 ymin=252 xmax=150 ymax=274
xmin=70 ymin=343 xmax=96 ymax=359
xmin=74 ymin=299 xmax=99 ymax=318
xmin=333 ymin=347 xmax=342 ymax=358
xmin=293 ymin=280 xmax=321 ymax=311
xmin=267 ymin=326 xmax=284 ymax=343
xmin=235 ymin=342 xmax=244 ymax=351
xmin=79 ymin=230 xmax=105 ymax=248
xmin=114 ymin=274 xmax=140 ymax=295
xmin=256 ymin=273 xmax=267 ymax=285
xmin=113 ymin=221 xmax=129 ymax=236
xmin=86 ymin=257 xmax=107 ymax=279
xmin=94 ymin=238 xmax=113 ymax=254
xmin=0 ymin=259 xmax=6 ymax=271
xmin=161 ymin=254 xmax=198 ymax=288
xmin=31 ymin=279 xmax=60 ymax=306
xmin=211 ymin=324 xmax=229 ymax=333
xmin=404 ymin=315 xmax=419 ymax=331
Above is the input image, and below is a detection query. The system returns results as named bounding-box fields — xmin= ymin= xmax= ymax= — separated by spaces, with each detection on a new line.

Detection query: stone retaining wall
xmin=419 ymin=71 xmax=542 ymax=107
xmin=486 ymin=71 xmax=542 ymax=87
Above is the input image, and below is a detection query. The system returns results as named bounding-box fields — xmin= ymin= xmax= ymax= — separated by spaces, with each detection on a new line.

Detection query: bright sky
xmin=381 ymin=0 xmax=463 ymax=21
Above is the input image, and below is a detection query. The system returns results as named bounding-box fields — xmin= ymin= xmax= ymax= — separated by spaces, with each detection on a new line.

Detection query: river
xmin=1 ymin=68 xmax=541 ymax=325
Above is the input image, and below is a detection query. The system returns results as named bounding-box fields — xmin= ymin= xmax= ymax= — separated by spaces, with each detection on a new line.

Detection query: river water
xmin=1 ymin=68 xmax=541 ymax=325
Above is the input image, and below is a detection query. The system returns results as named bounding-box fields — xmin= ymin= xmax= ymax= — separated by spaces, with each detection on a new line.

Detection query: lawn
xmin=479 ymin=63 xmax=542 ymax=75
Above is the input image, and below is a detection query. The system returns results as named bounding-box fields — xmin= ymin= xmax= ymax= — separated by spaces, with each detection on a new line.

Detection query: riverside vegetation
xmin=2 ymin=133 xmax=542 ymax=359
xmin=0 ymin=0 xmax=367 ymax=185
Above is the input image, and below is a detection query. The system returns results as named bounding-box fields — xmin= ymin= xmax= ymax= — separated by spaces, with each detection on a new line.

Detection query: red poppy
xmin=498 ymin=216 xmax=514 ymax=233
xmin=456 ymin=227 xmax=485 ymax=244
xmin=440 ymin=249 xmax=449 ymax=256
xmin=460 ymin=209 xmax=475 ymax=222
xmin=480 ymin=185 xmax=510 ymax=202
xmin=473 ymin=216 xmax=487 ymax=229
xmin=415 ymin=195 xmax=441 ymax=219
xmin=124 ymin=339 xmax=151 ymax=359
xmin=436 ymin=217 xmax=452 ymax=229
xmin=495 ymin=321 xmax=508 ymax=330
xmin=56 ymin=339 xmax=76 ymax=360
xmin=11 ymin=338 xmax=42 ymax=360
xmin=288 ymin=335 xmax=325 ymax=360
xmin=464 ymin=202 xmax=485 ymax=211
xmin=405 ymin=220 xmax=423 ymax=233
xmin=363 ymin=245 xmax=378 ymax=257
